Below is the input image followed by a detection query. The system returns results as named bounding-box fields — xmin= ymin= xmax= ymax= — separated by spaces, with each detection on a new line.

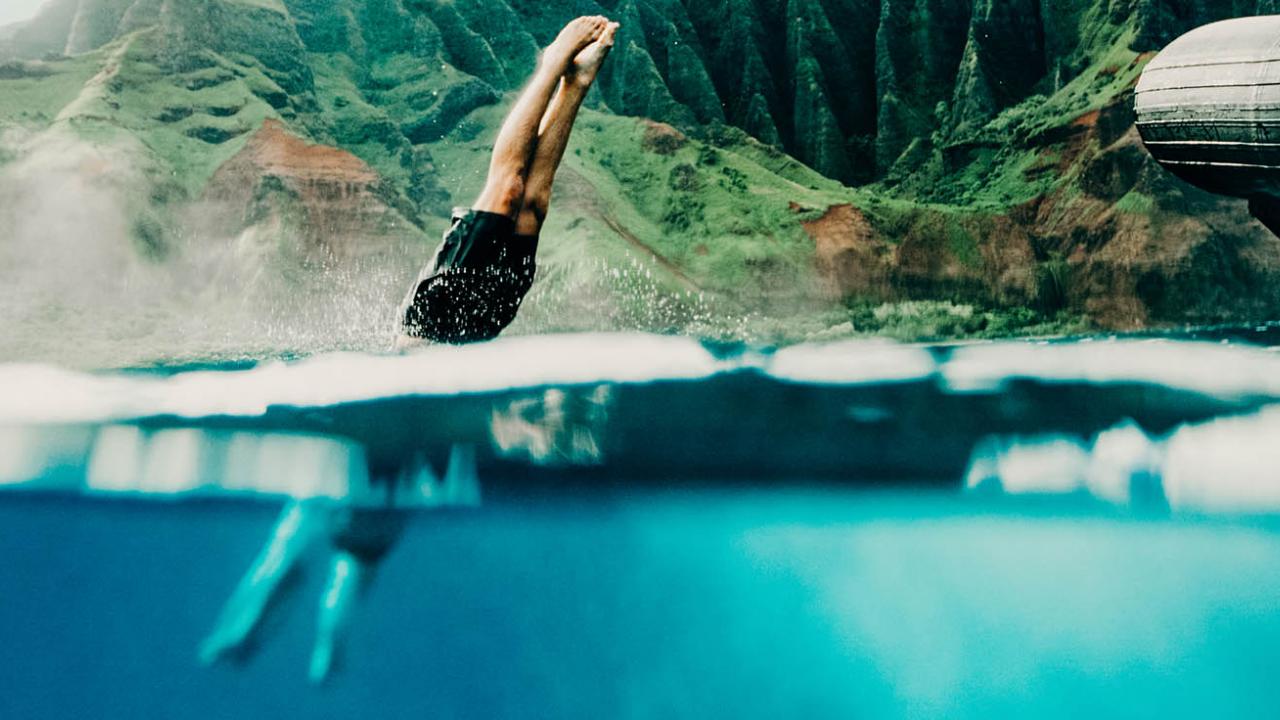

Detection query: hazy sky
xmin=0 ymin=0 xmax=48 ymax=28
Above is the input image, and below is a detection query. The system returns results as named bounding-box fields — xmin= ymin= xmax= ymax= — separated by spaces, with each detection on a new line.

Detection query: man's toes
xmin=572 ymin=16 xmax=605 ymax=45
xmin=601 ymin=22 xmax=620 ymax=46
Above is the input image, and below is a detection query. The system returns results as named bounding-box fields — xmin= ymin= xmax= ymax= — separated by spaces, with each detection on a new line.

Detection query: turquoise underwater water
xmin=3 ymin=332 xmax=1280 ymax=718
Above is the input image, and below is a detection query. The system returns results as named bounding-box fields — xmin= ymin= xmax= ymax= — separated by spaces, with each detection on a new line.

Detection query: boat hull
xmin=1136 ymin=16 xmax=1280 ymax=203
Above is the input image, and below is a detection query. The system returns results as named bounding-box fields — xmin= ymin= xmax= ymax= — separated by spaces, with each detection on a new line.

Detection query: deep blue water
xmin=4 ymin=492 xmax=1280 ymax=719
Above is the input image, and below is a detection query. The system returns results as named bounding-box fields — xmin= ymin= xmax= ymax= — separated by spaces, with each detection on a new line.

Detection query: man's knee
xmin=515 ymin=190 xmax=549 ymax=235
xmin=477 ymin=176 xmax=526 ymax=216
xmin=522 ymin=189 xmax=550 ymax=223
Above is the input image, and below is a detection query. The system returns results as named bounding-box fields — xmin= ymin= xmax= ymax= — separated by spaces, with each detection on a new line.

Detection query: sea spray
xmin=0 ymin=126 xmax=419 ymax=366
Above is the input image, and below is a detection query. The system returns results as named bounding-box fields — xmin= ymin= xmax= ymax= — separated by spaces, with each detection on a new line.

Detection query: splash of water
xmin=0 ymin=128 xmax=422 ymax=367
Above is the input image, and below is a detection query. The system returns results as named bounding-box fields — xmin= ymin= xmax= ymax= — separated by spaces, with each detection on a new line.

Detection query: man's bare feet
xmin=543 ymin=16 xmax=608 ymax=74
xmin=566 ymin=21 xmax=620 ymax=88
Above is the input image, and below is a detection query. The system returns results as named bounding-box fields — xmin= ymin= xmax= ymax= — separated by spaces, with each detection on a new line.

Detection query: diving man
xmin=397 ymin=16 xmax=620 ymax=346
xmin=200 ymin=17 xmax=620 ymax=682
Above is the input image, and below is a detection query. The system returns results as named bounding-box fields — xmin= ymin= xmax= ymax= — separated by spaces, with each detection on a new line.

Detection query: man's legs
xmin=515 ymin=23 xmax=619 ymax=237
xmin=395 ymin=19 xmax=617 ymax=348
xmin=473 ymin=16 xmax=608 ymax=219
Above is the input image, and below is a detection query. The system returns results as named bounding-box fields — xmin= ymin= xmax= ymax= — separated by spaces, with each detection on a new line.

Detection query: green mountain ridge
xmin=1 ymin=0 xmax=1279 ymax=355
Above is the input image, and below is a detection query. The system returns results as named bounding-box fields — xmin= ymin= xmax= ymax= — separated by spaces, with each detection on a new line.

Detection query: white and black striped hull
xmin=1136 ymin=15 xmax=1280 ymax=200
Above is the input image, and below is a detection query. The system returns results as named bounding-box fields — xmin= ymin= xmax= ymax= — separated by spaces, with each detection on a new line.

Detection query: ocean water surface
xmin=4 ymin=332 xmax=1280 ymax=718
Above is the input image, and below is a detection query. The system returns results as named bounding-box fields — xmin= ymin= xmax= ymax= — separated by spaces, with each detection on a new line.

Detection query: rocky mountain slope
xmin=2 ymin=0 xmax=1279 ymax=358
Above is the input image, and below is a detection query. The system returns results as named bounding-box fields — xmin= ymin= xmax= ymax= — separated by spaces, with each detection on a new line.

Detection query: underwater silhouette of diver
xmin=198 ymin=17 xmax=620 ymax=682
xmin=198 ymin=447 xmax=481 ymax=682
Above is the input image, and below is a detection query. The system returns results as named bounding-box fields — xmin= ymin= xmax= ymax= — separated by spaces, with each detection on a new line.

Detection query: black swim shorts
xmin=329 ymin=507 xmax=407 ymax=564
xmin=400 ymin=208 xmax=538 ymax=344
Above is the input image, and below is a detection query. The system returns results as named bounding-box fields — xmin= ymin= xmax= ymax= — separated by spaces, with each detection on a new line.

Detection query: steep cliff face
xmin=203 ymin=119 xmax=423 ymax=260
xmin=6 ymin=0 xmax=1277 ymax=185
xmin=2 ymin=0 xmax=1280 ymax=344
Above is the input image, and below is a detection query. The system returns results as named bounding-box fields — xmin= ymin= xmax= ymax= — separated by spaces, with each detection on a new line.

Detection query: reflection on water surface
xmin=4 ymin=333 xmax=1280 ymax=716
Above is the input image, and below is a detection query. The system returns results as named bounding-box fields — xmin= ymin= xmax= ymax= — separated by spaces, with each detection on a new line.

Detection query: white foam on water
xmin=964 ymin=435 xmax=1092 ymax=495
xmin=768 ymin=340 xmax=937 ymax=384
xmin=7 ymin=336 xmax=1280 ymax=430
xmin=0 ymin=365 xmax=161 ymax=423
xmin=964 ymin=406 xmax=1280 ymax=514
xmin=0 ymin=424 xmax=94 ymax=488
xmin=1086 ymin=422 xmax=1165 ymax=507
xmin=82 ymin=426 xmax=359 ymax=499
xmin=1163 ymin=406 xmax=1280 ymax=513
xmin=7 ymin=335 xmax=1280 ymax=508
xmin=0 ymin=333 xmax=724 ymax=424
xmin=0 ymin=424 xmax=361 ymax=499
xmin=87 ymin=426 xmax=201 ymax=494
xmin=217 ymin=432 xmax=363 ymax=500
xmin=943 ymin=340 xmax=1280 ymax=397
